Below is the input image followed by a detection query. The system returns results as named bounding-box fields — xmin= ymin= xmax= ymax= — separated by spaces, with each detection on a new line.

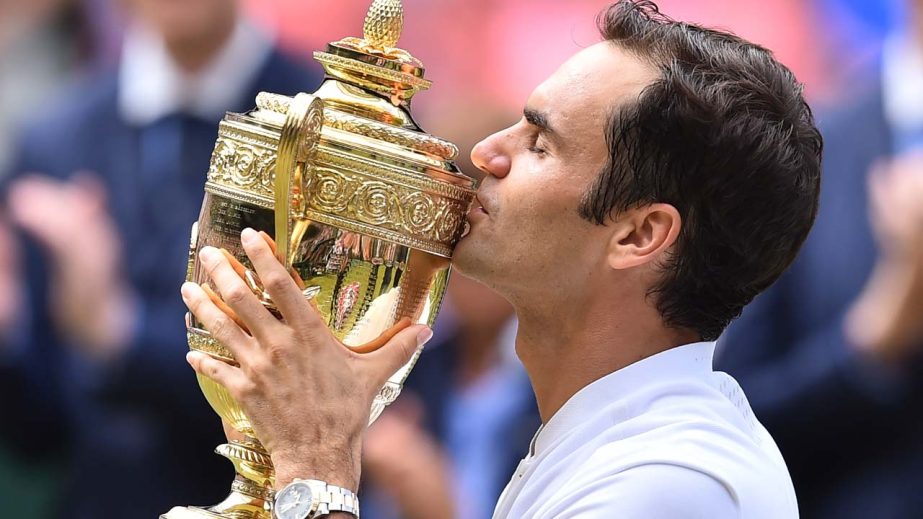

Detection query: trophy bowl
xmin=163 ymin=1 xmax=476 ymax=517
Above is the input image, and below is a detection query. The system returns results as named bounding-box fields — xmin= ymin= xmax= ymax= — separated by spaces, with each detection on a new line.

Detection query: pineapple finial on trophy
xmin=314 ymin=0 xmax=430 ymax=106
xmin=364 ymin=0 xmax=403 ymax=50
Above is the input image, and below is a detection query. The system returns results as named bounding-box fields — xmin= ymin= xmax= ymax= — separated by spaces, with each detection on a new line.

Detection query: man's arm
xmin=183 ymin=228 xmax=434 ymax=500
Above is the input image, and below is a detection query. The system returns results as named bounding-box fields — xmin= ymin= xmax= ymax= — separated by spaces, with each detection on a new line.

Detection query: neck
xmin=512 ymin=287 xmax=698 ymax=423
xmin=166 ymin=14 xmax=237 ymax=73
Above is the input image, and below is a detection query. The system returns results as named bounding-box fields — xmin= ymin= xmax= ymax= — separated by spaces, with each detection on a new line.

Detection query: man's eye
xmin=528 ymin=145 xmax=547 ymax=155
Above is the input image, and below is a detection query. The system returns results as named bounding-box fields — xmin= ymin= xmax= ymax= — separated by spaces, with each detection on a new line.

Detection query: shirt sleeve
xmin=539 ymin=464 xmax=739 ymax=519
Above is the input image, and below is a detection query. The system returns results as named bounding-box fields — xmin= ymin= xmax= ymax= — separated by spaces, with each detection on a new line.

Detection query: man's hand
xmin=847 ymin=154 xmax=923 ymax=363
xmin=0 ymin=214 xmax=21 ymax=338
xmin=182 ymin=227 xmax=433 ymax=492
xmin=7 ymin=174 xmax=136 ymax=360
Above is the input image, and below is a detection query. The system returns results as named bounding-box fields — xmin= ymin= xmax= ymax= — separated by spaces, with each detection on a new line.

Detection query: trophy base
xmin=160 ymin=483 xmax=273 ymax=519
xmin=161 ymin=506 xmax=225 ymax=518
xmin=162 ymin=438 xmax=275 ymax=519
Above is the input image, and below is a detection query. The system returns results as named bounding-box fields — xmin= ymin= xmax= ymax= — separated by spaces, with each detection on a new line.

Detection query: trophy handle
xmin=273 ymin=92 xmax=325 ymax=269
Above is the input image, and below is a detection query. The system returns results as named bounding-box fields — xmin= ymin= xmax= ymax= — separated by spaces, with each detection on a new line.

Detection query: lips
xmin=474 ymin=194 xmax=490 ymax=215
xmin=467 ymin=197 xmax=489 ymax=221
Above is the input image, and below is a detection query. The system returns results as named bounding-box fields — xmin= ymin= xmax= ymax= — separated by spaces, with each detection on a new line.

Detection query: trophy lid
xmin=314 ymin=0 xmax=432 ymax=106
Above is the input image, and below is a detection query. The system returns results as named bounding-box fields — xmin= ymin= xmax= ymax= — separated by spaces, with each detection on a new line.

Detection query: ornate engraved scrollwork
xmin=208 ymin=138 xmax=277 ymax=199
xmin=302 ymin=165 xmax=469 ymax=256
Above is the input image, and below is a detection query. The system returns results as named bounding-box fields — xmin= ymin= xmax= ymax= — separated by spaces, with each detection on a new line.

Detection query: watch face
xmin=275 ymin=481 xmax=315 ymax=519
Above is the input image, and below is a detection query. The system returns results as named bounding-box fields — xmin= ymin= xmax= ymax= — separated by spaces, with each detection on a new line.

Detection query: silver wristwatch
xmin=273 ymin=479 xmax=360 ymax=519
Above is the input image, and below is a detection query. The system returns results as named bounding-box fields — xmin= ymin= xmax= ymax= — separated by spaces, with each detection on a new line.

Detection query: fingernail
xmin=241 ymin=227 xmax=257 ymax=243
xmin=416 ymin=327 xmax=434 ymax=347
xmin=199 ymin=246 xmax=218 ymax=263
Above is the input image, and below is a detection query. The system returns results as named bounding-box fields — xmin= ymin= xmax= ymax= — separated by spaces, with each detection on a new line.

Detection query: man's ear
xmin=606 ymin=203 xmax=681 ymax=270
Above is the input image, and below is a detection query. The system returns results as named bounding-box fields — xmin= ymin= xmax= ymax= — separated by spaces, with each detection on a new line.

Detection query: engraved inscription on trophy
xmin=200 ymin=196 xmax=274 ymax=260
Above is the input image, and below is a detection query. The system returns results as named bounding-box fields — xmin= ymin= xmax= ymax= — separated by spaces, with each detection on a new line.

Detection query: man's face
xmin=122 ymin=0 xmax=236 ymax=43
xmin=453 ymin=42 xmax=658 ymax=302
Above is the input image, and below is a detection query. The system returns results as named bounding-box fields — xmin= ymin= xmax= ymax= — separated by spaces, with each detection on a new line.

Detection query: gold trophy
xmin=162 ymin=1 xmax=476 ymax=517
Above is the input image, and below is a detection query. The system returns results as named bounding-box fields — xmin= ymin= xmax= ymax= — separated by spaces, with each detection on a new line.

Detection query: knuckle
xmin=223 ymin=284 xmax=250 ymax=307
xmin=244 ymin=355 xmax=271 ymax=379
xmin=236 ymin=379 xmax=258 ymax=399
xmin=203 ymin=256 xmax=222 ymax=275
xmin=208 ymin=315 xmax=235 ymax=341
xmin=204 ymin=359 xmax=225 ymax=380
xmin=263 ymin=272 xmax=289 ymax=293
xmin=264 ymin=341 xmax=289 ymax=362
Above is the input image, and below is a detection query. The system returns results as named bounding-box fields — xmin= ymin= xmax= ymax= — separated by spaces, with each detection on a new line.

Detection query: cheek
xmin=500 ymin=171 xmax=585 ymax=229
xmin=498 ymin=178 xmax=591 ymax=260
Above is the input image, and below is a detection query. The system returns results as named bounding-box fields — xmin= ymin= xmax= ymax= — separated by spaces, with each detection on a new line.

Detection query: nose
xmin=471 ymin=131 xmax=511 ymax=179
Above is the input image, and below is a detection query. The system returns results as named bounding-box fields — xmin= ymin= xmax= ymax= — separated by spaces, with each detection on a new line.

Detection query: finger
xmin=186 ymin=350 xmax=248 ymax=394
xmin=350 ymin=317 xmax=412 ymax=354
xmin=241 ymin=228 xmax=321 ymax=327
xmin=199 ymin=246 xmax=280 ymax=339
xmin=365 ymin=324 xmax=433 ymax=386
xmin=258 ymin=231 xmax=306 ymax=291
xmin=182 ymin=281 xmax=253 ymax=359
xmin=202 ymin=283 xmax=250 ymax=334
xmin=258 ymin=230 xmax=278 ymax=254
xmin=220 ymin=248 xmax=250 ymax=279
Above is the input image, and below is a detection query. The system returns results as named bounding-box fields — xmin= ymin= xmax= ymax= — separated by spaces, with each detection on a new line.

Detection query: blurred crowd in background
xmin=0 ymin=0 xmax=920 ymax=518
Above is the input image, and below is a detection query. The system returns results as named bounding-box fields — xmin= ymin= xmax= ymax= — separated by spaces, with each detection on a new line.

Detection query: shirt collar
xmin=118 ymin=17 xmax=273 ymax=126
xmin=882 ymin=33 xmax=923 ymax=134
xmin=533 ymin=341 xmax=716 ymax=456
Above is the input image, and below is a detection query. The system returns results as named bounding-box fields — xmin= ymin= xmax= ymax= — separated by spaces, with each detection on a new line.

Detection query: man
xmin=183 ymin=1 xmax=821 ymax=517
xmin=0 ymin=0 xmax=320 ymax=516
xmin=717 ymin=0 xmax=923 ymax=516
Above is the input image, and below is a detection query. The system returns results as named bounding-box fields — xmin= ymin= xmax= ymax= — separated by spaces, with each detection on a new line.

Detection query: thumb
xmin=366 ymin=324 xmax=433 ymax=386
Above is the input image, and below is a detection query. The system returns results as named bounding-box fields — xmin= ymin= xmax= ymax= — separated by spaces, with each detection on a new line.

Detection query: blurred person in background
xmin=717 ymin=0 xmax=923 ymax=517
xmin=0 ymin=3 xmax=110 ymax=514
xmin=360 ymin=103 xmax=540 ymax=519
xmin=0 ymin=0 xmax=112 ymax=176
xmin=0 ymin=0 xmax=321 ymax=516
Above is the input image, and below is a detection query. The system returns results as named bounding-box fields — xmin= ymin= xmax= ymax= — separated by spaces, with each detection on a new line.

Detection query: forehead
xmin=528 ymin=42 xmax=659 ymax=141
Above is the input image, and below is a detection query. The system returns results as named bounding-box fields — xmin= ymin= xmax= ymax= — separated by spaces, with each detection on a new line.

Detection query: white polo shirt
xmin=492 ymin=342 xmax=798 ymax=519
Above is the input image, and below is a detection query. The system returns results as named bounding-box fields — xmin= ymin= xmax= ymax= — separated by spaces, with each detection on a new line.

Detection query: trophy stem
xmin=161 ymin=437 xmax=275 ymax=519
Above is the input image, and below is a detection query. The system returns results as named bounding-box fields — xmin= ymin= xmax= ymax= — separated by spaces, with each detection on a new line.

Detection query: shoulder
xmin=572 ymin=378 xmax=796 ymax=514
xmin=541 ymin=463 xmax=738 ymax=519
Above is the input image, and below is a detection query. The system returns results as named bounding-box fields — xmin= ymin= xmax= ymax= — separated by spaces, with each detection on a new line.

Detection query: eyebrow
xmin=523 ymin=107 xmax=559 ymax=140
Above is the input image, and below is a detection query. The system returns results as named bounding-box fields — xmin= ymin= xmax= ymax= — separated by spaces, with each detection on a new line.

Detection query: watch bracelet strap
xmin=317 ymin=484 xmax=360 ymax=518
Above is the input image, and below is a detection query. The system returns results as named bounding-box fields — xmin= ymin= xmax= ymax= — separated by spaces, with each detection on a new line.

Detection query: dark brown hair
xmin=579 ymin=0 xmax=823 ymax=341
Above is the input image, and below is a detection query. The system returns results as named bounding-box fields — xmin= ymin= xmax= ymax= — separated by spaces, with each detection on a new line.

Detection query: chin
xmin=449 ymin=235 xmax=504 ymax=291
xmin=450 ymin=236 xmax=477 ymax=275
xmin=451 ymin=233 xmax=493 ymax=277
